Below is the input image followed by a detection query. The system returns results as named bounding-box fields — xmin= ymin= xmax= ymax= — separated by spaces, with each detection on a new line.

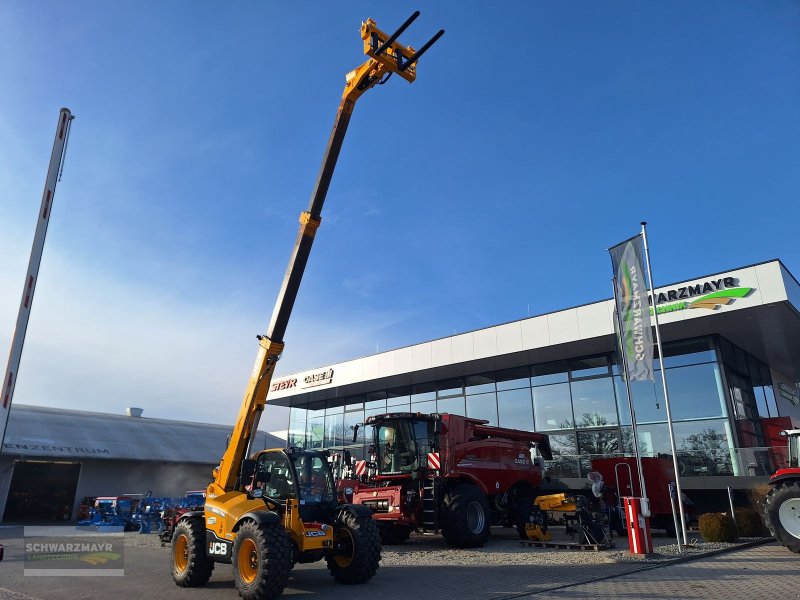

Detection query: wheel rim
xmin=238 ymin=538 xmax=258 ymax=584
xmin=778 ymin=497 xmax=800 ymax=539
xmin=174 ymin=533 xmax=189 ymax=573
xmin=333 ymin=528 xmax=354 ymax=568
xmin=466 ymin=500 xmax=486 ymax=534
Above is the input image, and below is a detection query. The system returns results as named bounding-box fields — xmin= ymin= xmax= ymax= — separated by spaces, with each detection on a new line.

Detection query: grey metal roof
xmin=2 ymin=405 xmax=284 ymax=464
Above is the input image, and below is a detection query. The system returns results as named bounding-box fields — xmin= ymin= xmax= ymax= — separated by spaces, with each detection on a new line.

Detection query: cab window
xmin=256 ymin=452 xmax=294 ymax=500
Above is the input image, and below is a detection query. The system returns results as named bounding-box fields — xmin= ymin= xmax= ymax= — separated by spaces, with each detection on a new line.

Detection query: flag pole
xmin=1 ymin=108 xmax=74 ymax=454
xmin=640 ymin=221 xmax=688 ymax=546
xmin=611 ymin=277 xmax=648 ymax=504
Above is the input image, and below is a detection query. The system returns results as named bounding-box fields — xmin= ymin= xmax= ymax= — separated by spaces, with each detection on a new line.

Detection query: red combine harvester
xmin=764 ymin=429 xmax=800 ymax=553
xmin=341 ymin=412 xmax=552 ymax=547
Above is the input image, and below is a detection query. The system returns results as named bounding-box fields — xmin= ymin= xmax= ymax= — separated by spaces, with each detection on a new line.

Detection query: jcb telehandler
xmin=170 ymin=14 xmax=443 ymax=600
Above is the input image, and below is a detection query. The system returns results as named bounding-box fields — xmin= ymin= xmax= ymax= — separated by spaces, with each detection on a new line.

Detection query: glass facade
xmin=284 ymin=335 xmax=781 ymax=476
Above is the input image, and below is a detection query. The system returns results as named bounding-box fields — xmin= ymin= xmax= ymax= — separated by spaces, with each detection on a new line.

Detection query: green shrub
xmin=732 ymin=507 xmax=767 ymax=537
xmin=698 ymin=512 xmax=737 ymax=542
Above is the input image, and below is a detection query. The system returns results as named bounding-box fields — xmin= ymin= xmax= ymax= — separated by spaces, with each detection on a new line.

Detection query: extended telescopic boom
xmin=210 ymin=15 xmax=444 ymax=496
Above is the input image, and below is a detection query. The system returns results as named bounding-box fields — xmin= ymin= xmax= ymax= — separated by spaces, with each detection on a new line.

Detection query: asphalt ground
xmin=0 ymin=526 xmax=794 ymax=600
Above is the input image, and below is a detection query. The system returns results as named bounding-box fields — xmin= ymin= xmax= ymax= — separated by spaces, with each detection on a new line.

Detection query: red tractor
xmin=765 ymin=429 xmax=800 ymax=553
xmin=342 ymin=412 xmax=552 ymax=548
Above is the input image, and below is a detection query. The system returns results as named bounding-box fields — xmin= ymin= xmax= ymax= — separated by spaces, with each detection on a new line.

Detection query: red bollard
xmin=623 ymin=496 xmax=653 ymax=555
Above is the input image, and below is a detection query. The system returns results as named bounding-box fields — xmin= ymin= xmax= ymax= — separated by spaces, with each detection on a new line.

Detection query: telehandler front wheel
xmin=171 ymin=517 xmax=214 ymax=587
xmin=326 ymin=510 xmax=381 ymax=584
xmin=232 ymin=520 xmax=294 ymax=600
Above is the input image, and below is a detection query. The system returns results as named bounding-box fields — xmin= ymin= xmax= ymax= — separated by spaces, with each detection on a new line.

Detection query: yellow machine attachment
xmin=523 ymin=493 xmax=591 ymax=542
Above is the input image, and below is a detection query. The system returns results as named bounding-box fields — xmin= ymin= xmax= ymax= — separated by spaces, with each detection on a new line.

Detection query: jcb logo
xmin=208 ymin=541 xmax=228 ymax=555
xmin=305 ymin=530 xmax=326 ymax=537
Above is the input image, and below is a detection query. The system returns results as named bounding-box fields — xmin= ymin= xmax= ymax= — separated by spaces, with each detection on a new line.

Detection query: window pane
xmin=578 ymin=429 xmax=620 ymax=476
xmin=466 ymin=373 xmax=495 ymax=395
xmin=629 ymin=420 xmax=734 ymax=476
xmin=544 ymin=433 xmax=579 ymax=478
xmin=411 ymin=382 xmax=436 ymax=403
xmin=307 ymin=408 xmax=325 ymax=449
xmin=532 ymin=361 xmax=568 ymax=386
xmin=764 ymin=385 xmax=778 ymax=417
xmin=658 ymin=363 xmax=727 ymax=420
xmin=387 ymin=387 xmax=411 ymax=408
xmin=620 ymin=376 xmax=666 ymax=424
xmin=288 ymin=420 xmax=306 ymax=449
xmin=437 ymin=379 xmax=464 ymax=398
xmin=571 ymin=378 xmax=618 ymax=427
xmin=437 ymin=396 xmax=466 ymax=416
xmin=614 ymin=377 xmax=632 ymax=426
xmin=288 ymin=406 xmax=306 ymax=423
xmin=569 ymin=356 xmax=609 ymax=379
xmin=343 ymin=410 xmax=365 ymax=447
xmin=411 ymin=399 xmax=437 ymax=415
xmin=675 ymin=419 xmax=734 ymax=476
xmin=497 ymin=388 xmax=533 ymax=431
xmin=533 ymin=383 xmax=573 ymax=430
xmin=661 ymin=337 xmax=716 ymax=368
xmin=365 ymin=398 xmax=387 ymax=411
xmin=324 ymin=412 xmax=345 ymax=448
xmin=496 ymin=367 xmax=531 ymax=391
xmin=466 ymin=392 xmax=498 ymax=426
xmin=577 ymin=429 xmax=620 ymax=456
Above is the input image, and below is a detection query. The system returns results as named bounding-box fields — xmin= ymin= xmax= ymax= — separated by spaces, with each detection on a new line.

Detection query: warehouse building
xmin=0 ymin=406 xmax=281 ymax=522
xmin=266 ymin=259 xmax=800 ymax=491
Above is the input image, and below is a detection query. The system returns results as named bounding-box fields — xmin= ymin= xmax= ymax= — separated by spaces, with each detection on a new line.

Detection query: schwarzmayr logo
xmin=650 ymin=276 xmax=754 ymax=315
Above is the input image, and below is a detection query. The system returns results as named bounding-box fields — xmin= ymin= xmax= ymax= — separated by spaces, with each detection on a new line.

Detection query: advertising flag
xmin=609 ymin=235 xmax=654 ymax=381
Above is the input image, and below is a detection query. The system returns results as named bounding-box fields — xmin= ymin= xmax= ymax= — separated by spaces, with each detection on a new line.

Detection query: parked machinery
xmin=589 ymin=456 xmax=694 ymax=536
xmin=168 ymin=13 xmax=444 ymax=600
xmin=519 ymin=492 xmax=607 ymax=545
xmin=764 ymin=429 xmax=800 ymax=553
xmin=342 ymin=412 xmax=552 ymax=548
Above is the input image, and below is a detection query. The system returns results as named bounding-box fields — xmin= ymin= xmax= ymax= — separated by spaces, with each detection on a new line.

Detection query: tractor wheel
xmin=764 ymin=481 xmax=800 ymax=553
xmin=232 ymin=520 xmax=293 ymax=600
xmin=441 ymin=484 xmax=491 ymax=548
xmin=326 ymin=510 xmax=382 ymax=584
xmin=171 ymin=517 xmax=214 ymax=587
xmin=378 ymin=523 xmax=412 ymax=545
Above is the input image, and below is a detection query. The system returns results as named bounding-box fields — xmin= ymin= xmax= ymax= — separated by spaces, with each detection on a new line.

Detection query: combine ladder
xmin=421 ymin=477 xmax=439 ymax=532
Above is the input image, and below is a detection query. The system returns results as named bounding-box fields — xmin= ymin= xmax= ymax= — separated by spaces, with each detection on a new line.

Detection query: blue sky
xmin=1 ymin=1 xmax=798 ymax=432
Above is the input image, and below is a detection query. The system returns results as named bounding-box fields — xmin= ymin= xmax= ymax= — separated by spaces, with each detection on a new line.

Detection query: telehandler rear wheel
xmin=765 ymin=481 xmax=800 ymax=553
xmin=326 ymin=510 xmax=381 ymax=584
xmin=232 ymin=520 xmax=294 ymax=600
xmin=171 ymin=517 xmax=214 ymax=587
xmin=441 ymin=484 xmax=491 ymax=548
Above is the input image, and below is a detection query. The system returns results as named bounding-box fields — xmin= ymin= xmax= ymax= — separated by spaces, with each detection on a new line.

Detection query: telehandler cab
xmin=170 ymin=13 xmax=443 ymax=600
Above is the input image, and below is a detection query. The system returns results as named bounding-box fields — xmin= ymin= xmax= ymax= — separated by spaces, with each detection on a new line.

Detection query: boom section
xmin=210 ymin=15 xmax=444 ymax=495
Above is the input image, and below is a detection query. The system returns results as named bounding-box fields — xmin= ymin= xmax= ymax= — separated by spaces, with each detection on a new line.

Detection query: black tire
xmin=326 ymin=510 xmax=382 ymax=584
xmin=232 ymin=520 xmax=294 ymax=600
xmin=764 ymin=481 xmax=800 ymax=554
xmin=378 ymin=523 xmax=411 ymax=545
xmin=171 ymin=517 xmax=214 ymax=587
xmin=441 ymin=484 xmax=491 ymax=548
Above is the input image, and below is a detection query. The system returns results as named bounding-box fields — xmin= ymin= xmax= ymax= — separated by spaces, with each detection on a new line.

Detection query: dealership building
xmin=267 ymin=259 xmax=800 ymax=492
